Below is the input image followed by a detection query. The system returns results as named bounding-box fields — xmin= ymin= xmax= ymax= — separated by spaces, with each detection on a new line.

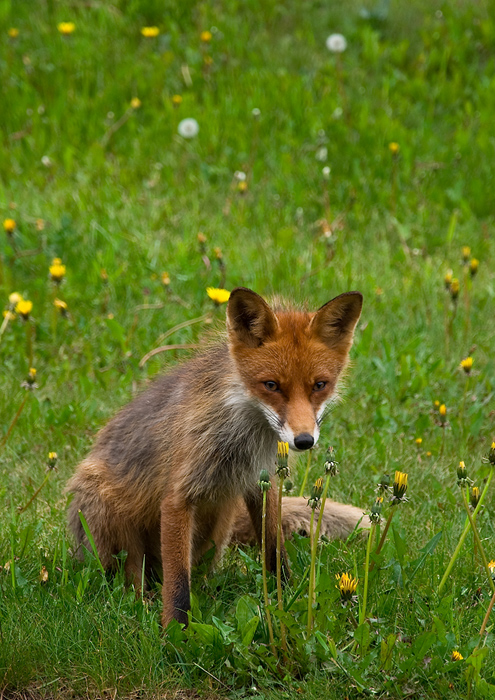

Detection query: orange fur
xmin=66 ymin=287 xmax=363 ymax=626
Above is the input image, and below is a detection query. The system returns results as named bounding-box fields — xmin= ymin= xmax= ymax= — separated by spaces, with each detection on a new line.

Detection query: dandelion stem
xmin=0 ymin=393 xmax=28 ymax=449
xmin=438 ymin=470 xmax=493 ymax=595
xmin=307 ymin=506 xmax=317 ymax=635
xmin=18 ymin=471 xmax=52 ymax=514
xmin=299 ymin=448 xmax=313 ymax=497
xmin=360 ymin=522 xmax=376 ymax=627
xmin=478 ymin=587 xmax=495 ymax=640
xmin=276 ymin=474 xmax=287 ymax=655
xmin=261 ymin=489 xmax=277 ymax=658
xmin=26 ymin=321 xmax=33 ymax=368
xmin=461 ymin=488 xmax=495 ymax=594
xmin=370 ymin=506 xmax=397 ymax=571
xmin=0 ymin=312 xmax=11 ymax=343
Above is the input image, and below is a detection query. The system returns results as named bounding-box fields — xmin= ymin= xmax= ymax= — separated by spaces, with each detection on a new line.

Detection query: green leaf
xmin=380 ymin=633 xmax=397 ymax=671
xmin=354 ymin=622 xmax=370 ymax=654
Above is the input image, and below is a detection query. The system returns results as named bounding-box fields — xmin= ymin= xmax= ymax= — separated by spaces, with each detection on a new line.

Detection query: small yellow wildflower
xmin=470 ymin=486 xmax=480 ymax=509
xmin=213 ymin=247 xmax=223 ymax=260
xmin=426 ymin=451 xmax=432 ymax=457
xmin=54 ymin=299 xmax=68 ymax=316
xmin=197 ymin=232 xmax=207 ymax=244
xmin=276 ymin=441 xmax=289 ymax=477
xmin=461 ymin=246 xmax=471 ymax=262
xmin=2 ymin=310 xmax=15 ymax=320
xmin=488 ymin=560 xmax=495 ymax=575
xmin=277 ymin=441 xmax=289 ymax=459
xmin=52 ymin=257 xmax=62 ymax=265
xmin=444 ymin=270 xmax=453 ymax=289
xmin=206 ymin=287 xmax=230 ymax=304
xmin=451 ymin=650 xmax=463 ymax=662
xmin=237 ymin=180 xmax=248 ymax=193
xmin=22 ymin=367 xmax=38 ymax=390
xmin=337 ymin=572 xmax=358 ymax=602
xmin=49 ymin=262 xmax=66 ymax=283
xmin=130 ymin=97 xmax=141 ymax=109
xmin=200 ymin=30 xmax=212 ymax=42
xmin=439 ymin=404 xmax=447 ymax=417
xmin=48 ymin=452 xmax=58 ymax=468
xmin=161 ymin=272 xmax=171 ymax=286
xmin=489 ymin=442 xmax=495 ymax=466
xmin=36 ymin=219 xmax=45 ymax=231
xmin=57 ymin=22 xmax=76 ymax=35
xmin=469 ymin=258 xmax=479 ymax=277
xmin=172 ymin=94 xmax=183 ymax=106
xmin=434 ymin=400 xmax=440 ymax=408
xmin=392 ymin=471 xmax=408 ymax=503
xmin=389 ymin=142 xmax=400 ymax=155
xmin=3 ymin=218 xmax=16 ymax=234
xmin=141 ymin=26 xmax=159 ymax=37
xmin=8 ymin=28 xmax=19 ymax=38
xmin=460 ymin=357 xmax=473 ymax=374
xmin=15 ymin=299 xmax=32 ymax=320
xmin=449 ymin=278 xmax=460 ymax=301
xmin=415 ymin=437 xmax=423 ymax=446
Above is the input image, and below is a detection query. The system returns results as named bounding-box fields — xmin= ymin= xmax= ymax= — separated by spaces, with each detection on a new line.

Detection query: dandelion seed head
xmin=178 ymin=118 xmax=199 ymax=138
xmin=326 ymin=33 xmax=347 ymax=53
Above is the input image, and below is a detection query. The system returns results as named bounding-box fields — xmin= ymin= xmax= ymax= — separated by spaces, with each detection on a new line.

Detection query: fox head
xmin=226 ymin=287 xmax=363 ymax=452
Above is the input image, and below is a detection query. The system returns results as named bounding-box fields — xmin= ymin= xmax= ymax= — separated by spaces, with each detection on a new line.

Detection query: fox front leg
xmin=160 ymin=493 xmax=193 ymax=627
xmin=244 ymin=481 xmax=291 ymax=579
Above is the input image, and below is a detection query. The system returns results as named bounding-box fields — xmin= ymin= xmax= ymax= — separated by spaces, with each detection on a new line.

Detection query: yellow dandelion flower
xmin=200 ymin=30 xmax=212 ymax=42
xmin=469 ymin=258 xmax=479 ymax=277
xmin=426 ymin=451 xmax=432 ymax=457
xmin=451 ymin=650 xmax=463 ymax=662
xmin=277 ymin=441 xmax=289 ymax=458
xmin=57 ymin=22 xmax=76 ymax=35
xmin=172 ymin=94 xmax=183 ymax=106
xmin=8 ymin=28 xmax=19 ymax=38
xmin=470 ymin=486 xmax=480 ymax=509
xmin=392 ymin=471 xmax=408 ymax=502
xmin=197 ymin=232 xmax=207 ymax=244
xmin=15 ymin=299 xmax=32 ymax=319
xmin=337 ymin=572 xmax=358 ymax=602
xmin=54 ymin=299 xmax=68 ymax=316
xmin=161 ymin=272 xmax=170 ymax=286
xmin=415 ymin=437 xmax=423 ymax=445
xmin=49 ymin=262 xmax=66 ymax=283
xmin=449 ymin=278 xmax=460 ymax=300
xmin=460 ymin=357 xmax=473 ymax=374
xmin=461 ymin=246 xmax=471 ymax=262
xmin=439 ymin=404 xmax=447 ymax=417
xmin=389 ymin=142 xmax=400 ymax=154
xmin=141 ymin=26 xmax=159 ymax=37
xmin=237 ymin=180 xmax=248 ymax=193
xmin=206 ymin=287 xmax=230 ymax=304
xmin=488 ymin=560 xmax=495 ymax=574
xmin=3 ymin=218 xmax=16 ymax=234
xmin=444 ymin=270 xmax=453 ymax=288
xmin=434 ymin=400 xmax=440 ymax=407
xmin=130 ymin=97 xmax=141 ymax=109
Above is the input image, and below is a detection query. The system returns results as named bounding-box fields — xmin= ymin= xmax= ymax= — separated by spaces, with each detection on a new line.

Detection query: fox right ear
xmin=227 ymin=287 xmax=279 ymax=348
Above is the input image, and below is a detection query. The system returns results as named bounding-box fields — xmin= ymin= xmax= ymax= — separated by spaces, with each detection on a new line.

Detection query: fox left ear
xmin=310 ymin=291 xmax=363 ymax=352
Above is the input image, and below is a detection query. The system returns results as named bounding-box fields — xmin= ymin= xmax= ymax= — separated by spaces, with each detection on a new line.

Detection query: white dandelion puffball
xmin=177 ymin=118 xmax=199 ymax=138
xmin=326 ymin=33 xmax=347 ymax=53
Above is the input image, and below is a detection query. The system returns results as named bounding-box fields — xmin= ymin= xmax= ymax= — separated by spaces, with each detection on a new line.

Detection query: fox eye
xmin=313 ymin=381 xmax=327 ymax=392
xmin=264 ymin=381 xmax=279 ymax=392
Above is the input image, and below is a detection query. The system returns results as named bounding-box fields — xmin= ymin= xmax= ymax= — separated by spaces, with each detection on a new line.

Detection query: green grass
xmin=1 ymin=0 xmax=495 ymax=697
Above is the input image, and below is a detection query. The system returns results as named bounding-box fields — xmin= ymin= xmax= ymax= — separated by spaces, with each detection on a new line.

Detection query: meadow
xmin=1 ymin=0 xmax=495 ymax=697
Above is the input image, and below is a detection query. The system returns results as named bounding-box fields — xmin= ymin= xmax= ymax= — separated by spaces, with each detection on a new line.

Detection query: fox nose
xmin=294 ymin=433 xmax=314 ymax=450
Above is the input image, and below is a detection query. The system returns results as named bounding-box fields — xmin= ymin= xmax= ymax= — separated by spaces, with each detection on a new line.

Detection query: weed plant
xmin=1 ymin=0 xmax=495 ymax=698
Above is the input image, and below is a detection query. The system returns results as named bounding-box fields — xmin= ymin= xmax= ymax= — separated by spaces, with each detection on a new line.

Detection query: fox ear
xmin=310 ymin=291 xmax=363 ymax=351
xmin=227 ymin=287 xmax=279 ymax=348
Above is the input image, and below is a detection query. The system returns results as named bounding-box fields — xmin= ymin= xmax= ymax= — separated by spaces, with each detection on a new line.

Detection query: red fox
xmin=67 ymin=287 xmax=364 ymax=626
